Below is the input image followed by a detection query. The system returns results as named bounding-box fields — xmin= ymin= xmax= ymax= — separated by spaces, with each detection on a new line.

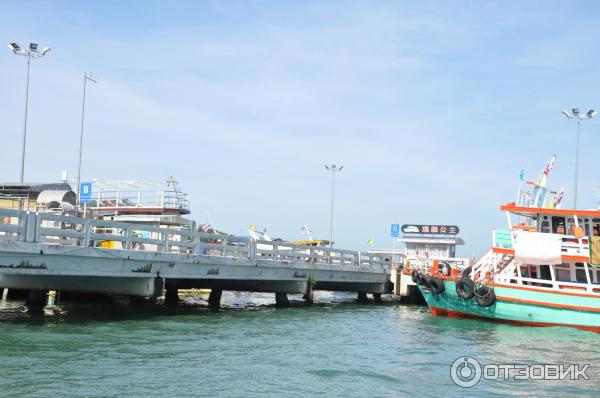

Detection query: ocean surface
xmin=0 ymin=291 xmax=598 ymax=398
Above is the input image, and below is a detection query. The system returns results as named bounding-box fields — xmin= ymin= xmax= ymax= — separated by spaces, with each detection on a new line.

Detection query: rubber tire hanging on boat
xmin=429 ymin=277 xmax=445 ymax=294
xmin=475 ymin=286 xmax=496 ymax=307
xmin=411 ymin=270 xmax=419 ymax=284
xmin=455 ymin=278 xmax=475 ymax=299
xmin=421 ymin=274 xmax=433 ymax=289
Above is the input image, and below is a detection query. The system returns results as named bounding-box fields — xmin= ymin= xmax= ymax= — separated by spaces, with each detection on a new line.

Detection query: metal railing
xmin=0 ymin=209 xmax=390 ymax=268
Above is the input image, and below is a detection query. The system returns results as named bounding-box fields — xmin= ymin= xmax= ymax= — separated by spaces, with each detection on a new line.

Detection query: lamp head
xmin=585 ymin=109 xmax=597 ymax=119
xmin=8 ymin=43 xmax=20 ymax=51
xmin=561 ymin=109 xmax=571 ymax=118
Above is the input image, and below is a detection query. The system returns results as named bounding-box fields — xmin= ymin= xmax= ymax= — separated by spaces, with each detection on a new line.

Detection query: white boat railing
xmin=0 ymin=209 xmax=390 ymax=269
xmin=492 ymin=229 xmax=590 ymax=259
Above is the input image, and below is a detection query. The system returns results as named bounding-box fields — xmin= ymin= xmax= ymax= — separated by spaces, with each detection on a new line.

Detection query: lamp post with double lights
xmin=561 ymin=108 xmax=596 ymax=209
xmin=8 ymin=42 xmax=51 ymax=183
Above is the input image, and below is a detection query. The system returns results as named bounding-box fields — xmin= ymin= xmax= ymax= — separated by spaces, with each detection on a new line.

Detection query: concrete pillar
xmin=357 ymin=292 xmax=370 ymax=304
xmin=1 ymin=288 xmax=8 ymax=302
xmin=303 ymin=283 xmax=314 ymax=305
xmin=25 ymin=290 xmax=48 ymax=308
xmin=164 ymin=288 xmax=179 ymax=306
xmin=275 ymin=292 xmax=290 ymax=308
xmin=111 ymin=294 xmax=131 ymax=311
xmin=208 ymin=289 xmax=222 ymax=308
xmin=373 ymin=293 xmax=382 ymax=303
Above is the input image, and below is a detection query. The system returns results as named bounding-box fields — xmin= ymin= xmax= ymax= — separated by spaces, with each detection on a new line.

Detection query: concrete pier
xmin=275 ymin=292 xmax=290 ymax=308
xmin=373 ymin=293 xmax=382 ymax=303
xmin=303 ymin=283 xmax=314 ymax=305
xmin=208 ymin=289 xmax=222 ymax=307
xmin=0 ymin=209 xmax=392 ymax=305
xmin=165 ymin=288 xmax=179 ymax=306
xmin=357 ymin=292 xmax=370 ymax=303
xmin=25 ymin=289 xmax=48 ymax=309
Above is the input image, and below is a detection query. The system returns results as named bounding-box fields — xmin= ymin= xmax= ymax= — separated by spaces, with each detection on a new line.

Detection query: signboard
xmin=401 ymin=224 xmax=459 ymax=235
xmin=79 ymin=182 xmax=92 ymax=204
xmin=390 ymin=224 xmax=400 ymax=238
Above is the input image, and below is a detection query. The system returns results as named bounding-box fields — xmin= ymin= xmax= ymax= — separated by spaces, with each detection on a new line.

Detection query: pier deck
xmin=0 ymin=209 xmax=391 ymax=302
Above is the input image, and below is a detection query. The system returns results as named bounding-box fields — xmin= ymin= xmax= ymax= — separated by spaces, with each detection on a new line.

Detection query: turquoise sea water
xmin=0 ymin=292 xmax=598 ymax=397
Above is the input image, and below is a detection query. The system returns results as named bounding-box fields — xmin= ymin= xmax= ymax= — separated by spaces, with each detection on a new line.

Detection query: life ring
xmin=411 ymin=270 xmax=419 ymax=284
xmin=475 ymin=286 xmax=496 ymax=307
xmin=455 ymin=278 xmax=475 ymax=299
xmin=429 ymin=277 xmax=445 ymax=294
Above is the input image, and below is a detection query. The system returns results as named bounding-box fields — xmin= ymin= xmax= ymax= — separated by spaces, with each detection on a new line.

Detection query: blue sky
xmin=2 ymin=1 xmax=600 ymax=256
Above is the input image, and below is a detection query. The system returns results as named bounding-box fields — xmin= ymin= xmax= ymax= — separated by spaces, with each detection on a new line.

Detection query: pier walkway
xmin=0 ymin=209 xmax=391 ymax=306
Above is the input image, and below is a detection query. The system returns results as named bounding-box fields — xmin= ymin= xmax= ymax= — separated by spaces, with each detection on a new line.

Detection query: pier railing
xmin=0 ymin=209 xmax=389 ymax=268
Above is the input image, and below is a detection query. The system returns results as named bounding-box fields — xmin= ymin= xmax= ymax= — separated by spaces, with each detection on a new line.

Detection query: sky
xmin=2 ymin=0 xmax=600 ymax=256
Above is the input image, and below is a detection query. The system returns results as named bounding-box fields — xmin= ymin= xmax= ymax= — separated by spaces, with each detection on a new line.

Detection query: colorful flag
xmin=367 ymin=239 xmax=374 ymax=245
xmin=554 ymin=187 xmax=565 ymax=209
xmin=249 ymin=224 xmax=255 ymax=231
xmin=519 ymin=167 xmax=524 ymax=182
xmin=200 ymin=223 xmax=212 ymax=232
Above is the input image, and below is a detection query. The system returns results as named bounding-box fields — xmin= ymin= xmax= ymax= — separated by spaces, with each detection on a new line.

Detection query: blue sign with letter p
xmin=390 ymin=224 xmax=400 ymax=238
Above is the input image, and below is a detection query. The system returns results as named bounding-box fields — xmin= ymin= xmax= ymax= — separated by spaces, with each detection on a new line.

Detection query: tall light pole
xmin=77 ymin=72 xmax=98 ymax=205
xmin=8 ymin=42 xmax=51 ymax=183
xmin=561 ymin=108 xmax=596 ymax=209
xmin=325 ymin=164 xmax=343 ymax=248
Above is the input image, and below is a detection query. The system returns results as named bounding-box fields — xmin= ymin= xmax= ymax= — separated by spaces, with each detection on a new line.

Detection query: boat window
xmin=555 ymin=268 xmax=571 ymax=282
xmin=593 ymin=224 xmax=600 ymax=237
xmin=552 ymin=217 xmax=566 ymax=234
xmin=575 ymin=269 xmax=588 ymax=283
xmin=539 ymin=265 xmax=552 ymax=280
xmin=540 ymin=221 xmax=550 ymax=233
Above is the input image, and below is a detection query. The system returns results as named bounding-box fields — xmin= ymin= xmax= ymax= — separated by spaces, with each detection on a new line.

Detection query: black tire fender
xmin=429 ymin=277 xmax=445 ymax=294
xmin=455 ymin=278 xmax=475 ymax=299
xmin=411 ymin=270 xmax=419 ymax=284
xmin=475 ymin=286 xmax=496 ymax=307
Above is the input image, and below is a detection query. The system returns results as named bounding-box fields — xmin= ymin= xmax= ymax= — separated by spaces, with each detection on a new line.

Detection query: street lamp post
xmin=8 ymin=42 xmax=51 ymax=183
xmin=561 ymin=108 xmax=597 ymax=209
xmin=76 ymin=72 xmax=98 ymax=206
xmin=324 ymin=164 xmax=343 ymax=248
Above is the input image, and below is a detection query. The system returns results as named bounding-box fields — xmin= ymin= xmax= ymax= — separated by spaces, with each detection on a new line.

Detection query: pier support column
xmin=303 ymin=283 xmax=314 ymax=305
xmin=25 ymin=290 xmax=48 ymax=309
xmin=373 ymin=293 xmax=382 ymax=304
xmin=357 ymin=292 xmax=370 ymax=304
xmin=165 ymin=288 xmax=179 ymax=307
xmin=208 ymin=289 xmax=222 ymax=308
xmin=1 ymin=288 xmax=8 ymax=302
xmin=275 ymin=293 xmax=290 ymax=308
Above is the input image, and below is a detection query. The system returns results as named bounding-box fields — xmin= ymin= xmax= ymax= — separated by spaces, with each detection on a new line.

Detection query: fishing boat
xmin=412 ymin=155 xmax=600 ymax=332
